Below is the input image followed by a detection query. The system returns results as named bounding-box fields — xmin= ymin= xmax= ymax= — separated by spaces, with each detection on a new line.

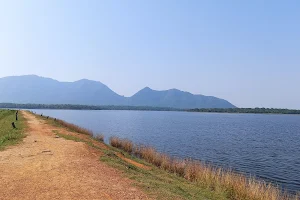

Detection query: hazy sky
xmin=0 ymin=1 xmax=299 ymax=108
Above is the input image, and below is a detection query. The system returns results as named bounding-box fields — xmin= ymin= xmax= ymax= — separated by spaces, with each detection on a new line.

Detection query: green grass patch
xmin=0 ymin=109 xmax=25 ymax=150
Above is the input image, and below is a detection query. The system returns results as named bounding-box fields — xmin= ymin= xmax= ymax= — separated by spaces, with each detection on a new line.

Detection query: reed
xmin=110 ymin=136 xmax=298 ymax=200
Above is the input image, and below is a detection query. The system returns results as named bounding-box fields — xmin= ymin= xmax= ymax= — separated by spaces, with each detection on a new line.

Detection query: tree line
xmin=188 ymin=108 xmax=300 ymax=114
xmin=1 ymin=103 xmax=299 ymax=114
xmin=0 ymin=103 xmax=181 ymax=111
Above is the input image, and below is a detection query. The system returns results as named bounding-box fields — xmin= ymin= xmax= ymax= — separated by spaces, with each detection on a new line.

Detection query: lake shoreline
xmin=30 ymin=110 xmax=299 ymax=199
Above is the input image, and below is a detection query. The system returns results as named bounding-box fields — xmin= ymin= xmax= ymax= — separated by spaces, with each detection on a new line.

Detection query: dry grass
xmin=110 ymin=137 xmax=133 ymax=153
xmin=110 ymin=136 xmax=298 ymax=200
xmin=110 ymin=136 xmax=122 ymax=148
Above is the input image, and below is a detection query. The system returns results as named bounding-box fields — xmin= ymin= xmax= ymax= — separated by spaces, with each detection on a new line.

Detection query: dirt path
xmin=0 ymin=111 xmax=149 ymax=200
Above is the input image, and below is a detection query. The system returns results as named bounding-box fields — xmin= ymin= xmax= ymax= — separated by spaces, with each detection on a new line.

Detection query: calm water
xmin=31 ymin=109 xmax=300 ymax=193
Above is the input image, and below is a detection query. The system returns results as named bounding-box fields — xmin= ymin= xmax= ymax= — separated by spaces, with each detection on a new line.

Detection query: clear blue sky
xmin=0 ymin=1 xmax=299 ymax=108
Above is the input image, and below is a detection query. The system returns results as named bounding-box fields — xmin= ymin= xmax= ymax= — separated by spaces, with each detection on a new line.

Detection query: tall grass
xmin=110 ymin=136 xmax=298 ymax=200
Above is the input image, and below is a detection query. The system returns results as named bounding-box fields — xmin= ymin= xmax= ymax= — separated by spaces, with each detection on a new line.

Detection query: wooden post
xmin=12 ymin=122 xmax=16 ymax=129
xmin=16 ymin=113 xmax=18 ymax=121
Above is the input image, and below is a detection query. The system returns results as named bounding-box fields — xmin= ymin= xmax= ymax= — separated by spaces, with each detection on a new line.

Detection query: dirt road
xmin=0 ymin=111 xmax=149 ymax=200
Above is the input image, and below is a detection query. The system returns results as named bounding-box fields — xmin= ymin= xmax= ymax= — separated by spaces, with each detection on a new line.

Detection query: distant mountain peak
xmin=75 ymin=78 xmax=97 ymax=83
xmin=135 ymin=87 xmax=154 ymax=94
xmin=0 ymin=75 xmax=236 ymax=109
xmin=76 ymin=78 xmax=90 ymax=82
xmin=168 ymin=88 xmax=182 ymax=92
xmin=142 ymin=86 xmax=152 ymax=90
xmin=74 ymin=78 xmax=106 ymax=86
xmin=23 ymin=74 xmax=39 ymax=77
xmin=140 ymin=87 xmax=190 ymax=95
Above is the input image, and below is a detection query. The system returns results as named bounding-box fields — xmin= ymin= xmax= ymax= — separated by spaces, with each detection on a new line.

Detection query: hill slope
xmin=129 ymin=87 xmax=235 ymax=109
xmin=0 ymin=75 xmax=235 ymax=109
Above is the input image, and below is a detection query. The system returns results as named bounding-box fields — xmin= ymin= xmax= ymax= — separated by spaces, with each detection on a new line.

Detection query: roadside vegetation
xmin=0 ymin=109 xmax=25 ymax=150
xmin=31 ymin=111 xmax=299 ymax=200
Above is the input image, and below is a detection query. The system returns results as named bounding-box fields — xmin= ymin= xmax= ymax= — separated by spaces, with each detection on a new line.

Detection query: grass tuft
xmin=110 ymin=137 xmax=133 ymax=153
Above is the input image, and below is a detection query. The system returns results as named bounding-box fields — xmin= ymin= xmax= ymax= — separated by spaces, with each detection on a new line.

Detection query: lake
xmin=31 ymin=109 xmax=300 ymax=193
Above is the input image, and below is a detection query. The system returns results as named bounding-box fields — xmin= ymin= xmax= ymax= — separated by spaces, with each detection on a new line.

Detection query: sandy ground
xmin=0 ymin=111 xmax=149 ymax=200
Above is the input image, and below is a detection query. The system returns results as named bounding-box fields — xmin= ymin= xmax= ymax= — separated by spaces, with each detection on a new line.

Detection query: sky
xmin=0 ymin=0 xmax=299 ymax=109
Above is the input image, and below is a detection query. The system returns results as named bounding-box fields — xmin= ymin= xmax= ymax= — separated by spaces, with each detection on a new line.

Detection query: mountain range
xmin=0 ymin=75 xmax=235 ymax=109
